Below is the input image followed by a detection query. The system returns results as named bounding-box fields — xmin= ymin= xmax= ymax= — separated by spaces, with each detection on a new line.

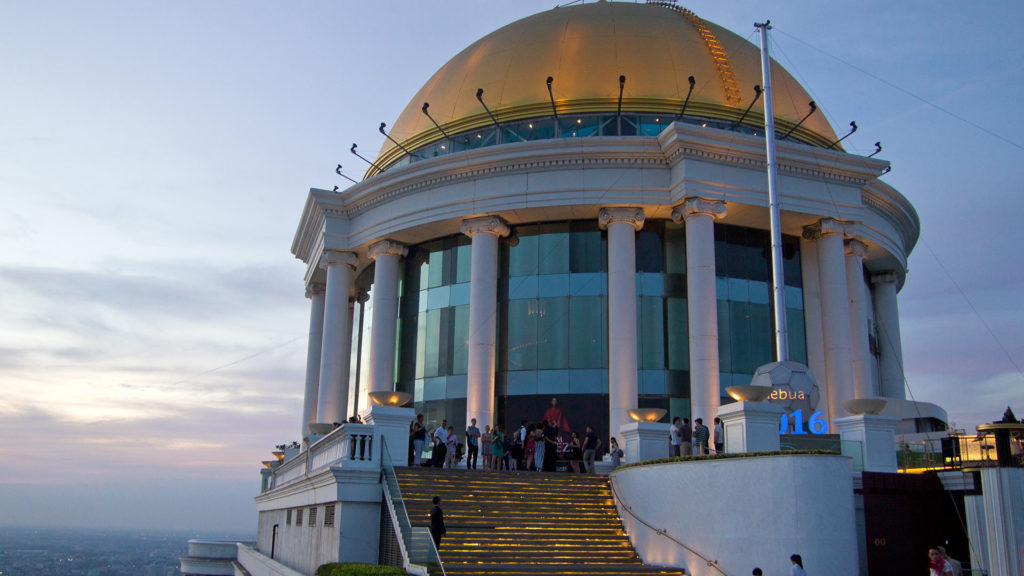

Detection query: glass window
xmin=423 ymin=309 xmax=442 ymax=378
xmin=638 ymin=296 xmax=665 ymax=369
xmin=538 ymin=227 xmax=570 ymax=274
xmin=452 ymin=305 xmax=469 ymax=374
xmin=509 ymin=233 xmax=539 ymax=277
xmin=636 ymin=229 xmax=663 ymax=273
xmin=666 ymin=297 xmax=689 ymax=371
xmin=507 ymin=299 xmax=538 ymax=370
xmin=537 ymin=297 xmax=569 ymax=369
xmin=664 ymin=221 xmax=686 ymax=274
xmin=570 ymin=296 xmax=607 ymax=368
xmin=571 ymin=227 xmax=606 ymax=273
xmin=455 ymin=242 xmax=472 ymax=284
xmin=427 ymin=249 xmax=445 ymax=288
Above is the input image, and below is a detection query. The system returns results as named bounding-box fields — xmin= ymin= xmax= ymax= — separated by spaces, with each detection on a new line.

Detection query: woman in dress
xmin=568 ymin=431 xmax=583 ymax=473
xmin=533 ymin=426 xmax=545 ymax=471
xmin=490 ymin=425 xmax=505 ymax=470
xmin=480 ymin=425 xmax=493 ymax=470
xmin=610 ymin=437 xmax=623 ymax=468
xmin=524 ymin=425 xmax=536 ymax=471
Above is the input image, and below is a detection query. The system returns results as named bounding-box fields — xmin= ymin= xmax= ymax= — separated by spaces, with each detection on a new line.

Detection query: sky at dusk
xmin=2 ymin=1 xmax=1023 ymax=533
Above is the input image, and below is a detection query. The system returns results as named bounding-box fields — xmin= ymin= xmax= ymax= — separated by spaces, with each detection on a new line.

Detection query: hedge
xmin=615 ymin=449 xmax=840 ymax=471
xmin=315 ymin=563 xmax=409 ymax=576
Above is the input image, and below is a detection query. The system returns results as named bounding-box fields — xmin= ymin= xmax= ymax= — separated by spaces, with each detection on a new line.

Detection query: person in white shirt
xmin=937 ymin=546 xmax=962 ymax=576
xmin=432 ymin=420 xmax=448 ymax=468
xmin=669 ymin=417 xmax=682 ymax=457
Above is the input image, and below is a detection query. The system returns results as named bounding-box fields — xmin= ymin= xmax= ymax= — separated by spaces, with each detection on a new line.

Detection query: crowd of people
xmin=409 ymin=412 xmax=622 ymax=473
xmin=668 ymin=416 xmax=724 ymax=457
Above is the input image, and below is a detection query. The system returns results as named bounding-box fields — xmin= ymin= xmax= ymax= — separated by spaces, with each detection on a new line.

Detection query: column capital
xmin=598 ymin=207 xmax=645 ymax=231
xmin=802 ymin=218 xmax=854 ymax=240
xmin=368 ymin=239 xmax=408 ymax=260
xmin=870 ymin=271 xmax=900 ymax=286
xmin=461 ymin=215 xmax=510 ymax=238
xmin=671 ymin=197 xmax=727 ymax=222
xmin=844 ymin=238 xmax=868 ymax=259
xmin=320 ymin=250 xmax=358 ymax=270
xmin=305 ymin=282 xmax=326 ymax=299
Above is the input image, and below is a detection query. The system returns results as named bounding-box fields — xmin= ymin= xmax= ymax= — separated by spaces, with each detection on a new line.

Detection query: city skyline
xmin=2 ymin=1 xmax=1022 ymax=533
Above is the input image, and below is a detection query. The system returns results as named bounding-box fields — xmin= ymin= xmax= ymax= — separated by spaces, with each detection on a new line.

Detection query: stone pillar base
xmin=364 ymin=405 xmax=416 ymax=466
xmin=619 ymin=422 xmax=671 ymax=464
xmin=834 ymin=414 xmax=899 ymax=473
xmin=718 ymin=401 xmax=785 ymax=453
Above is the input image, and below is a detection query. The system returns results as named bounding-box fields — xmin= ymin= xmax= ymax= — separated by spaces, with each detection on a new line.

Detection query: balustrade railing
xmin=267 ymin=423 xmax=379 ymax=491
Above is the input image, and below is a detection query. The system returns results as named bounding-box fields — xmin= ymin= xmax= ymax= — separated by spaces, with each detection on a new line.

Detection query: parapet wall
xmin=610 ymin=454 xmax=858 ymax=576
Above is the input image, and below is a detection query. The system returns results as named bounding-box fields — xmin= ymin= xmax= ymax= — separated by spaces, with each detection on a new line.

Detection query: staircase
xmin=394 ymin=467 xmax=687 ymax=576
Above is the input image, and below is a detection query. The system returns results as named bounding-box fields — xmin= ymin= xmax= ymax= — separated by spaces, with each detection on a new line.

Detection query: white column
xmin=461 ymin=216 xmax=510 ymax=430
xmin=845 ymin=239 xmax=873 ymax=400
xmin=672 ymin=197 xmax=726 ymax=430
xmin=599 ymin=207 xmax=645 ymax=438
xmin=302 ymin=282 xmax=326 ymax=437
xmin=367 ymin=239 xmax=407 ymax=405
xmin=871 ymin=272 xmax=906 ymax=400
xmin=800 ymin=237 xmax=827 ymax=387
xmin=317 ymin=250 xmax=357 ymax=426
xmin=804 ymin=219 xmax=854 ymax=427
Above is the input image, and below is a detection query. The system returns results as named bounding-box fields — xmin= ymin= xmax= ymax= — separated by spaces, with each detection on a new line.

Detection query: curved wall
xmin=610 ymin=454 xmax=858 ymax=576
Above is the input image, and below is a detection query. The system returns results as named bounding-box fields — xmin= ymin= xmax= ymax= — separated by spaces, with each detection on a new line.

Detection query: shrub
xmin=315 ymin=563 xmax=409 ymax=576
xmin=615 ymin=449 xmax=840 ymax=471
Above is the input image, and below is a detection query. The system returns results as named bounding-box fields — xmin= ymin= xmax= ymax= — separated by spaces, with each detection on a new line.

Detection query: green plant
xmin=315 ymin=563 xmax=409 ymax=576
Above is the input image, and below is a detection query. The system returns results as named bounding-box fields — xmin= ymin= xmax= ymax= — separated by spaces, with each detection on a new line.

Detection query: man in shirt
xmin=669 ymin=417 xmax=682 ymax=457
xmin=432 ymin=419 xmax=448 ymax=468
xmin=429 ymin=496 xmax=446 ymax=549
xmin=693 ymin=418 xmax=710 ymax=456
xmin=582 ymin=425 xmax=602 ymax=473
xmin=680 ymin=418 xmax=692 ymax=456
xmin=465 ymin=418 xmax=480 ymax=470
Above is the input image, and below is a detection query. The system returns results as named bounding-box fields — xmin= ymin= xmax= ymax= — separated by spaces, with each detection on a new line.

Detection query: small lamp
xmin=627 ymin=408 xmax=668 ymax=422
xmin=368 ymin=391 xmax=413 ymax=407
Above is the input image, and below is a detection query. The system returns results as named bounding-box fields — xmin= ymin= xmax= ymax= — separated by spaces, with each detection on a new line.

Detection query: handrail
xmin=380 ymin=437 xmax=446 ymax=576
xmin=608 ymin=476 xmax=728 ymax=576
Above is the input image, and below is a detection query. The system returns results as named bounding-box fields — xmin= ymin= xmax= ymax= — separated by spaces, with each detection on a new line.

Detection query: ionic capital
xmin=319 ymin=250 xmax=358 ymax=270
xmin=802 ymin=218 xmax=853 ymax=240
xmin=671 ymin=197 xmax=727 ymax=223
xmin=305 ymin=282 xmax=325 ymax=299
xmin=461 ymin=215 xmax=510 ymax=238
xmin=870 ymin=271 xmax=900 ymax=286
xmin=844 ymin=238 xmax=868 ymax=259
xmin=368 ymin=239 xmax=408 ymax=260
xmin=598 ymin=207 xmax=645 ymax=231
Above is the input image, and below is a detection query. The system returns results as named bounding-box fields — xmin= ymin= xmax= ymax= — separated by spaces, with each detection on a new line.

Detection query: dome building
xmin=292 ymin=0 xmax=942 ymax=452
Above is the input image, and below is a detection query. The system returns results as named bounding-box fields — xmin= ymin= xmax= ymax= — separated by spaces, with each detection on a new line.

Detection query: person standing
xmin=444 ymin=426 xmax=458 ymax=469
xmin=411 ymin=414 xmax=427 ymax=466
xmin=609 ymin=437 xmax=623 ymax=468
xmin=670 ymin=417 xmax=682 ymax=457
xmin=542 ymin=419 xmax=559 ymax=472
xmin=693 ymin=418 xmax=710 ymax=456
xmin=533 ymin=426 xmax=546 ymax=471
xmin=465 ymin=418 xmax=481 ymax=470
xmin=490 ymin=425 xmax=504 ymax=470
xmin=713 ymin=417 xmax=724 ymax=453
xmin=790 ymin=554 xmax=807 ymax=576
xmin=524 ymin=425 xmax=537 ymax=471
xmin=429 ymin=496 xmax=446 ymax=549
xmin=680 ymin=418 xmax=692 ymax=456
xmin=432 ymin=420 xmax=448 ymax=468
xmin=582 ymin=425 xmax=601 ymax=473
xmin=480 ymin=425 xmax=493 ymax=470
xmin=928 ymin=547 xmax=953 ymax=576
xmin=936 ymin=546 xmax=962 ymax=576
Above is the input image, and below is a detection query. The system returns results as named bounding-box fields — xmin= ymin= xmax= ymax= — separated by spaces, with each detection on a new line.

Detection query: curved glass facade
xmin=349 ymin=220 xmax=806 ymax=443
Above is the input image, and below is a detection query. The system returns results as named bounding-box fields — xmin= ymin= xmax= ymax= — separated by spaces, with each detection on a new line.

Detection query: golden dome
xmin=375 ymin=2 xmax=838 ymax=170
